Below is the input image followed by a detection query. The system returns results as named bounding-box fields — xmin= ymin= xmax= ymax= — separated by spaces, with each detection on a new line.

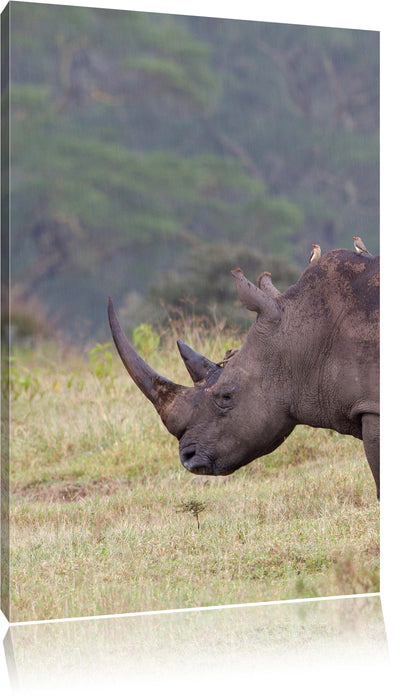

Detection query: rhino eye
xmin=213 ymin=386 xmax=235 ymax=411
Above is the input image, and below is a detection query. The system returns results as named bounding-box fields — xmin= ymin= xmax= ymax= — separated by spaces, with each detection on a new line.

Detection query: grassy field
xmin=8 ymin=323 xmax=379 ymax=622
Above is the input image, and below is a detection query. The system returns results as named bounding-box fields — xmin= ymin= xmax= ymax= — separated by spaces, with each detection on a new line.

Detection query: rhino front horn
xmin=108 ymin=297 xmax=186 ymax=433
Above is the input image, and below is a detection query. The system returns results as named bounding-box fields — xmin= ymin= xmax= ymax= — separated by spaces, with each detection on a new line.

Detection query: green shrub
xmin=89 ymin=343 xmax=114 ymax=381
xmin=132 ymin=324 xmax=160 ymax=359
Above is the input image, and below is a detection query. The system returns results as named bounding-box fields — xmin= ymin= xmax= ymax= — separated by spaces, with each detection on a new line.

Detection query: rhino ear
xmin=232 ymin=268 xmax=281 ymax=322
xmin=257 ymin=271 xmax=282 ymax=299
xmin=177 ymin=340 xmax=219 ymax=383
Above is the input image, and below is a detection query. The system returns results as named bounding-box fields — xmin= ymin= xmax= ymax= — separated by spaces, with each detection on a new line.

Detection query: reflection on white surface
xmin=3 ymin=595 xmax=390 ymax=698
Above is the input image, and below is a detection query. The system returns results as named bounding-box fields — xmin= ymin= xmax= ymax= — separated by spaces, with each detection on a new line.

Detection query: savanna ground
xmin=7 ymin=321 xmax=379 ymax=622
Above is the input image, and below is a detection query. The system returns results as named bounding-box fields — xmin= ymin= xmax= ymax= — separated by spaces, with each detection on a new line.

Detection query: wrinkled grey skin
xmin=108 ymin=249 xmax=380 ymax=498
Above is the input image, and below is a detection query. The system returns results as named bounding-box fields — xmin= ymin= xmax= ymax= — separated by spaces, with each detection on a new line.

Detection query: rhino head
xmin=108 ymin=268 xmax=296 ymax=476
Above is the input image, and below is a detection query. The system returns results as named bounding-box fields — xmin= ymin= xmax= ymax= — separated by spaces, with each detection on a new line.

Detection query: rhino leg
xmin=361 ymin=413 xmax=380 ymax=500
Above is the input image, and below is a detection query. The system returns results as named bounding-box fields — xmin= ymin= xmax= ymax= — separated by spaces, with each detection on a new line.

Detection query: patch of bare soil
xmin=13 ymin=478 xmax=133 ymax=503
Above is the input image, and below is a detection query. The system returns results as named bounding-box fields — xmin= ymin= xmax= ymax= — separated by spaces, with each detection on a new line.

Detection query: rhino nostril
xmin=182 ymin=447 xmax=196 ymax=463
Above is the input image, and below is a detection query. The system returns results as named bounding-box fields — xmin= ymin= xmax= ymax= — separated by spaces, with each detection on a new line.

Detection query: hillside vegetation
xmin=6 ymin=4 xmax=379 ymax=341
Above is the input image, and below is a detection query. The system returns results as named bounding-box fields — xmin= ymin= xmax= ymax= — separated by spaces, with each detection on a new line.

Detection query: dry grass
xmin=8 ymin=330 xmax=379 ymax=622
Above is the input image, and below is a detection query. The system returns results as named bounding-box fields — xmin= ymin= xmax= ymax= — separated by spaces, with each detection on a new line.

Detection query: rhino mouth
xmin=184 ymin=462 xmax=215 ymax=476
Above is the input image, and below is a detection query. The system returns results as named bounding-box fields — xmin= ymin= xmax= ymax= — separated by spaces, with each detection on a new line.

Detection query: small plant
xmin=89 ymin=343 xmax=113 ymax=381
xmin=66 ymin=370 xmax=85 ymax=392
xmin=8 ymin=357 xmax=41 ymax=399
xmin=132 ymin=324 xmax=160 ymax=360
xmin=176 ymin=499 xmax=207 ymax=529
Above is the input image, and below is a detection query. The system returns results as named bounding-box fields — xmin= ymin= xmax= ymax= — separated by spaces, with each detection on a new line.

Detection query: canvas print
xmin=1 ymin=1 xmax=379 ymax=624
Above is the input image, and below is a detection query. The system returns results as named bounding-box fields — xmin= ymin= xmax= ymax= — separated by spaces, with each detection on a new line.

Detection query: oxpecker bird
xmin=309 ymin=244 xmax=321 ymax=264
xmin=353 ymin=236 xmax=370 ymax=255
xmin=218 ymin=348 xmax=239 ymax=366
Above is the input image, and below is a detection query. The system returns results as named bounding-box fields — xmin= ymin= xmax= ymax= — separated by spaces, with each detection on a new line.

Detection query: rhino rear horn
xmin=257 ymin=271 xmax=282 ymax=299
xmin=232 ymin=268 xmax=281 ymax=322
xmin=108 ymin=298 xmax=185 ymax=428
xmin=177 ymin=340 xmax=218 ymax=383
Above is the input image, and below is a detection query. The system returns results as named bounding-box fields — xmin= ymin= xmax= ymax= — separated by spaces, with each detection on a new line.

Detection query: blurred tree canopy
xmin=4 ymin=3 xmax=379 ymax=341
xmin=119 ymin=243 xmax=302 ymax=332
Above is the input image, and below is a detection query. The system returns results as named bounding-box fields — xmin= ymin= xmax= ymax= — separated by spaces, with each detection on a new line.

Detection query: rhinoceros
xmin=108 ymin=248 xmax=380 ymax=499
